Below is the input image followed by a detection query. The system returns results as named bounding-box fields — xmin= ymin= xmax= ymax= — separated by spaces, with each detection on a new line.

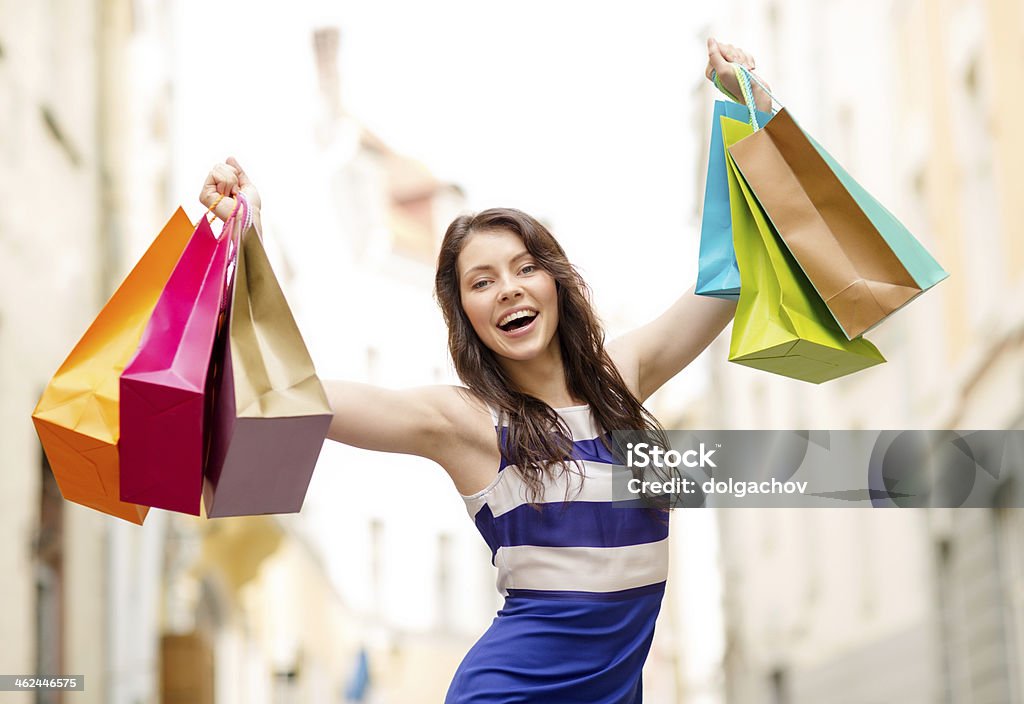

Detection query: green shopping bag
xmin=722 ymin=115 xmax=886 ymax=383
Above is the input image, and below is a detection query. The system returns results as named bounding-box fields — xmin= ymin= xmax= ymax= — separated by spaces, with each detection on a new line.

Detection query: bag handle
xmin=217 ymin=195 xmax=247 ymax=313
xmin=734 ymin=63 xmax=784 ymax=131
xmin=710 ymin=68 xmax=744 ymax=104
xmin=227 ymin=195 xmax=249 ymax=261
xmin=709 ymin=62 xmax=783 ymax=130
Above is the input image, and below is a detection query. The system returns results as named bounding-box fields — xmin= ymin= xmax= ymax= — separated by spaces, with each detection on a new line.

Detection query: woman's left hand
xmin=705 ymin=38 xmax=772 ymax=112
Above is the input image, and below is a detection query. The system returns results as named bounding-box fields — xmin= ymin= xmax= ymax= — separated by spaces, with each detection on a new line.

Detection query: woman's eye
xmin=520 ymin=265 xmax=537 ymax=275
xmin=471 ymin=279 xmax=490 ymax=290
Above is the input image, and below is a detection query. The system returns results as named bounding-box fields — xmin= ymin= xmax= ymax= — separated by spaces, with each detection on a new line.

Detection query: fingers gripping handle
xmin=709 ymin=62 xmax=782 ymax=130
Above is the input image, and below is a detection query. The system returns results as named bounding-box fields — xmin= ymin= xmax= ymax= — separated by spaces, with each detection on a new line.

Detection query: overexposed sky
xmin=334 ymin=1 xmax=716 ymax=329
xmin=170 ymin=0 xmax=742 ymax=392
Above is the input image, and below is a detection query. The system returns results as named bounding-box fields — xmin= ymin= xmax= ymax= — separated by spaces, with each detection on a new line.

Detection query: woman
xmin=202 ymin=39 xmax=769 ymax=704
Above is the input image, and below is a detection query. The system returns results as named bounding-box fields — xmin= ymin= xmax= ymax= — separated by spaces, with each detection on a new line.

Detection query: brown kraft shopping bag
xmin=203 ymin=210 xmax=332 ymax=518
xmin=727 ymin=106 xmax=922 ymax=339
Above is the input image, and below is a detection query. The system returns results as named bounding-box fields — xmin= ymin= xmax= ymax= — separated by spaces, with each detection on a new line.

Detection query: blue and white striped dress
xmin=446 ymin=404 xmax=669 ymax=704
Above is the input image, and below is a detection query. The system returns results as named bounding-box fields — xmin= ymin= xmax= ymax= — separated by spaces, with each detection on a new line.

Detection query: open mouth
xmin=497 ymin=309 xmax=538 ymax=333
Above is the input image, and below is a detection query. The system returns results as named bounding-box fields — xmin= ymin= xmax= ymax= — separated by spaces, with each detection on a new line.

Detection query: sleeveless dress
xmin=446 ymin=405 xmax=670 ymax=704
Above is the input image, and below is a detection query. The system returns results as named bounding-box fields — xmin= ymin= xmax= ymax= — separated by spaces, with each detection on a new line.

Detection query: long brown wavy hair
xmin=434 ymin=207 xmax=670 ymax=505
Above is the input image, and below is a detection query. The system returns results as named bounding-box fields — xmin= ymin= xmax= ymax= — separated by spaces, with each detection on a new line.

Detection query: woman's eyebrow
xmin=462 ymin=251 xmax=532 ymax=278
xmin=462 ymin=264 xmax=492 ymax=277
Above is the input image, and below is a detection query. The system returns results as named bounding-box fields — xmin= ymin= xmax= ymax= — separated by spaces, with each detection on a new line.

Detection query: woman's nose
xmin=498 ymin=281 xmax=523 ymax=301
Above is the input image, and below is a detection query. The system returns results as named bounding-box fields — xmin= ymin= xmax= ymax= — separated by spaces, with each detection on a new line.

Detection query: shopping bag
xmin=32 ymin=209 xmax=195 ymax=523
xmin=722 ymin=115 xmax=886 ymax=383
xmin=119 ymin=205 xmax=240 ymax=515
xmin=203 ymin=206 xmax=332 ymax=517
xmin=806 ymin=135 xmax=949 ymax=293
xmin=725 ymin=65 xmax=947 ymax=339
xmin=696 ymin=99 xmax=774 ymax=299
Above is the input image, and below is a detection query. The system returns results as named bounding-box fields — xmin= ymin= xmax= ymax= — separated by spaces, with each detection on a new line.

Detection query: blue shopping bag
xmin=696 ymin=99 xmax=774 ymax=299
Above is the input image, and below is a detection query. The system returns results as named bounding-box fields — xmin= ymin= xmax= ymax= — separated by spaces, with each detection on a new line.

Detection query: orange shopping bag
xmin=32 ymin=209 xmax=194 ymax=524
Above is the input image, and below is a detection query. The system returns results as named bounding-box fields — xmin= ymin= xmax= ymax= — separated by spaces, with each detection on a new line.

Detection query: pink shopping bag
xmin=119 ymin=204 xmax=241 ymax=515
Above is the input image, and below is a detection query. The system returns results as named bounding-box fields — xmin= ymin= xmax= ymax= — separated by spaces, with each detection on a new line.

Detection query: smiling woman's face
xmin=457 ymin=228 xmax=560 ymax=363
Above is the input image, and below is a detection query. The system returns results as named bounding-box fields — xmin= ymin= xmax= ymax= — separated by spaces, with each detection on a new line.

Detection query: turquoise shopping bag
xmin=696 ymin=100 xmax=775 ymax=299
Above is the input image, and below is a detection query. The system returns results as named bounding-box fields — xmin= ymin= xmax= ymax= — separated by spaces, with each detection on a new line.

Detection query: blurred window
xmin=769 ymin=667 xmax=789 ymax=704
xmin=997 ymin=506 xmax=1024 ymax=702
xmin=35 ymin=448 xmax=63 ymax=704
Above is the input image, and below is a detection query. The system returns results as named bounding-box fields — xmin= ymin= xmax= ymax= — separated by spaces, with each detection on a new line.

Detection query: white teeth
xmin=498 ymin=309 xmax=538 ymax=327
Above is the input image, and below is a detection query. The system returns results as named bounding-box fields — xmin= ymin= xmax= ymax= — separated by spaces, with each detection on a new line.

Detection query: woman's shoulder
xmin=425 ymin=385 xmax=499 ymax=441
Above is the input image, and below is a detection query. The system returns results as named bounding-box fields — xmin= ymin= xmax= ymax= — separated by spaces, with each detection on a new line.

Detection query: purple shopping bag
xmin=119 ymin=205 xmax=240 ymax=515
xmin=203 ymin=202 xmax=332 ymax=518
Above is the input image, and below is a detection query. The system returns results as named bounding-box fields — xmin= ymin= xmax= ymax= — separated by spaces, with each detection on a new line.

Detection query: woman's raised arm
xmin=608 ymin=287 xmax=736 ymax=402
xmin=607 ymin=39 xmax=770 ymax=401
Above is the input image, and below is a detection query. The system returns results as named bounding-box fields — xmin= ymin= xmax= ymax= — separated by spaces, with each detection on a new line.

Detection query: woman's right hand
xmin=199 ymin=156 xmax=261 ymax=221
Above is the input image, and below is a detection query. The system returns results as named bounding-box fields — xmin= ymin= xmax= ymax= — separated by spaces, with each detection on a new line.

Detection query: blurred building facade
xmin=3 ymin=2 xmax=380 ymax=703
xmin=694 ymin=1 xmax=1024 ymax=702
xmin=2 ymin=1 xmax=116 ymax=698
